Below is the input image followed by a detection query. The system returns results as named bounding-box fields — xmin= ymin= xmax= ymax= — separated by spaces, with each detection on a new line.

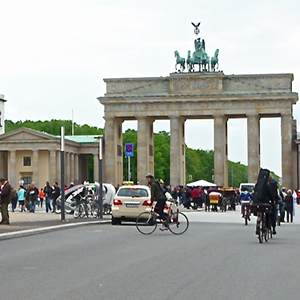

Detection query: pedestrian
xmin=191 ymin=187 xmax=201 ymax=210
xmin=297 ymin=190 xmax=300 ymax=205
xmin=26 ymin=182 xmax=38 ymax=213
xmin=285 ymin=190 xmax=294 ymax=223
xmin=39 ymin=188 xmax=45 ymax=208
xmin=44 ymin=181 xmax=53 ymax=213
xmin=171 ymin=187 xmax=178 ymax=201
xmin=51 ymin=182 xmax=61 ymax=213
xmin=18 ymin=185 xmax=26 ymax=212
xmin=204 ymin=188 xmax=210 ymax=212
xmin=10 ymin=188 xmax=18 ymax=212
xmin=0 ymin=178 xmax=12 ymax=224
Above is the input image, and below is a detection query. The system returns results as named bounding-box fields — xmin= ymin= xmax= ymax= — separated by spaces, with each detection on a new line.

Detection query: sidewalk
xmin=0 ymin=205 xmax=111 ymax=240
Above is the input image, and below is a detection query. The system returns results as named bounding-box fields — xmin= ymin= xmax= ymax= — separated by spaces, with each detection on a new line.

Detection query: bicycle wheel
xmin=244 ymin=215 xmax=248 ymax=226
xmin=257 ymin=215 xmax=263 ymax=243
xmin=263 ymin=220 xmax=268 ymax=242
xmin=136 ymin=212 xmax=157 ymax=235
xmin=73 ymin=205 xmax=80 ymax=219
xmin=168 ymin=212 xmax=189 ymax=235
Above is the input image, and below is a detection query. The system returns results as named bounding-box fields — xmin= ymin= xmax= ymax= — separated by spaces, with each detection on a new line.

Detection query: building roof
xmin=64 ymin=135 xmax=101 ymax=144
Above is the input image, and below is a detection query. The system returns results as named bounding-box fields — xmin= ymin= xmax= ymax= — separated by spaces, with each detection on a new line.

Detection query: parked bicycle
xmin=136 ymin=199 xmax=189 ymax=235
xmin=73 ymin=195 xmax=92 ymax=219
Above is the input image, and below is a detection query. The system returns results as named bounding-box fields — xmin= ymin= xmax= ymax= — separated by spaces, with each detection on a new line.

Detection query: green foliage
xmin=5 ymin=120 xmax=279 ymax=187
xmin=5 ymin=119 xmax=103 ymax=136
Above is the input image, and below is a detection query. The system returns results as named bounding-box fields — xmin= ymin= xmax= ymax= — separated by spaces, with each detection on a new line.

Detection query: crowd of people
xmin=0 ymin=178 xmax=63 ymax=225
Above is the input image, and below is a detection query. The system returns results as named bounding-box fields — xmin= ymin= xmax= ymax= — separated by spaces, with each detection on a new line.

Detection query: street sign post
xmin=125 ymin=143 xmax=134 ymax=181
xmin=125 ymin=143 xmax=134 ymax=157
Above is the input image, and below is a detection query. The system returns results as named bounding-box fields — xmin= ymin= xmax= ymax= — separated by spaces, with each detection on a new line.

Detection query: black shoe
xmin=272 ymin=230 xmax=277 ymax=235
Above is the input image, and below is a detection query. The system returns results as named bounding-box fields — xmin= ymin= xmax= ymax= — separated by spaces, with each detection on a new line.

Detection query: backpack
xmin=253 ymin=168 xmax=270 ymax=203
xmin=154 ymin=179 xmax=168 ymax=194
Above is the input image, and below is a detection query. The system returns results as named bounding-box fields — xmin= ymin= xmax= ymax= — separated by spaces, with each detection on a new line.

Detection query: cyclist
xmin=239 ymin=187 xmax=253 ymax=220
xmin=145 ymin=173 xmax=168 ymax=229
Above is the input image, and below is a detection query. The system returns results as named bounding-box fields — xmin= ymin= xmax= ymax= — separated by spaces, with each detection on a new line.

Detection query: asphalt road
xmin=1 ymin=209 xmax=299 ymax=300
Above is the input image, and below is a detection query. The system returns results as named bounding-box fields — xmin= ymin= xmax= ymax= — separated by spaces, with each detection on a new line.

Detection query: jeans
xmin=30 ymin=200 xmax=36 ymax=212
xmin=46 ymin=197 xmax=52 ymax=212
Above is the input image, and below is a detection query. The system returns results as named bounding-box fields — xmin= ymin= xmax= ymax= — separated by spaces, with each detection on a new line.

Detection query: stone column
xmin=56 ymin=151 xmax=61 ymax=184
xmin=247 ymin=114 xmax=260 ymax=183
xmin=137 ymin=117 xmax=154 ymax=185
xmin=66 ymin=152 xmax=71 ymax=187
xmin=214 ymin=115 xmax=228 ymax=187
xmin=94 ymin=154 xmax=99 ymax=182
xmin=70 ymin=153 xmax=74 ymax=183
xmin=292 ymin=120 xmax=298 ymax=190
xmin=9 ymin=150 xmax=17 ymax=188
xmin=104 ymin=117 xmax=123 ymax=185
xmin=281 ymin=113 xmax=293 ymax=189
xmin=170 ymin=116 xmax=186 ymax=187
xmin=74 ymin=154 xmax=79 ymax=184
xmin=0 ymin=151 xmax=8 ymax=179
xmin=49 ymin=150 xmax=56 ymax=185
xmin=32 ymin=150 xmax=39 ymax=187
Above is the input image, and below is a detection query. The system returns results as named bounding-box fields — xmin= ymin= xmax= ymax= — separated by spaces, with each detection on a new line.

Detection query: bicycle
xmin=241 ymin=200 xmax=251 ymax=225
xmin=136 ymin=199 xmax=189 ymax=235
xmin=252 ymin=203 xmax=272 ymax=243
xmin=73 ymin=195 xmax=92 ymax=219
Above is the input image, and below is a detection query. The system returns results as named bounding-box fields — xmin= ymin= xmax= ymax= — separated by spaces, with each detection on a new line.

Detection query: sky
xmin=1 ymin=0 xmax=300 ymax=177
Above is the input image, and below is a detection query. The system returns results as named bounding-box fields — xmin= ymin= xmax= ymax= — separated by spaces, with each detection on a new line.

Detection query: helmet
xmin=145 ymin=173 xmax=154 ymax=178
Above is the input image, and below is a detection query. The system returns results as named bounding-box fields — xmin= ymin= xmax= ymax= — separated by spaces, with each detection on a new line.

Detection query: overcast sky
xmin=1 ymin=0 xmax=300 ymax=177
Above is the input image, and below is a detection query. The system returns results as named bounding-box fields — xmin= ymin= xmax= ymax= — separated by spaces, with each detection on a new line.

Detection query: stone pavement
xmin=0 ymin=204 xmax=111 ymax=240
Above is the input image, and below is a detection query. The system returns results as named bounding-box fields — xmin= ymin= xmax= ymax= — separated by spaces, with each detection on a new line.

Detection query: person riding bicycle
xmin=253 ymin=169 xmax=277 ymax=235
xmin=239 ymin=187 xmax=253 ymax=219
xmin=145 ymin=173 xmax=168 ymax=229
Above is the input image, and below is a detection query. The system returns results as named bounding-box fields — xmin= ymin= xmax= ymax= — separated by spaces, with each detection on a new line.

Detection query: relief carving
xmin=172 ymin=77 xmax=221 ymax=93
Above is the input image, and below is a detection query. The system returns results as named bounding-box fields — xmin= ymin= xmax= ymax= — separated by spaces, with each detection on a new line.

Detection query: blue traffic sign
xmin=125 ymin=143 xmax=134 ymax=157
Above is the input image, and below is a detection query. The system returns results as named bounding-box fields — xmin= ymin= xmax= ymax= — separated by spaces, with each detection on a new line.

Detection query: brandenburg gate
xmin=98 ymin=23 xmax=298 ymax=188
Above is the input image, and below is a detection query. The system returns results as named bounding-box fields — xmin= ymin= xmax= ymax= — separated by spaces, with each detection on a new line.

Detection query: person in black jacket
xmin=285 ymin=190 xmax=294 ymax=223
xmin=44 ymin=181 xmax=53 ymax=213
xmin=269 ymin=178 xmax=279 ymax=234
xmin=51 ymin=182 xmax=61 ymax=213
xmin=0 ymin=178 xmax=12 ymax=224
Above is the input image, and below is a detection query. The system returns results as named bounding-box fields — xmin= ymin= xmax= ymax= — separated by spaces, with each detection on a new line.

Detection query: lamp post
xmin=60 ymin=126 xmax=65 ymax=221
xmin=98 ymin=137 xmax=103 ymax=218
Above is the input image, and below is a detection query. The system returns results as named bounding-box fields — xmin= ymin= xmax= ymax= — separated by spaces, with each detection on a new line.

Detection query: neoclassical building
xmin=0 ymin=127 xmax=102 ymax=189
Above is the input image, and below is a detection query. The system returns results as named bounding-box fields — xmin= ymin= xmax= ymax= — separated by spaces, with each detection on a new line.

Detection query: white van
xmin=239 ymin=183 xmax=255 ymax=193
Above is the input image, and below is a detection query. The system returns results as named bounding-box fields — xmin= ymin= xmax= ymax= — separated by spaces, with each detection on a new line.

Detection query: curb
xmin=0 ymin=220 xmax=111 ymax=241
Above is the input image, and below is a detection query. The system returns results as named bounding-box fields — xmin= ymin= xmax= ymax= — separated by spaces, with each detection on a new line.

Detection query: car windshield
xmin=117 ymin=188 xmax=148 ymax=197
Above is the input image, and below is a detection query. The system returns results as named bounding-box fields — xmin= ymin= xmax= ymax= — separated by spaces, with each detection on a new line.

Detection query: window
xmin=23 ymin=177 xmax=31 ymax=186
xmin=23 ymin=157 xmax=31 ymax=166
xmin=117 ymin=188 xmax=148 ymax=197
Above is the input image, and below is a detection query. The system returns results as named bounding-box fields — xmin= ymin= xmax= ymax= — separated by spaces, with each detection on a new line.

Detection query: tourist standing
xmin=18 ymin=185 xmax=26 ymax=212
xmin=39 ymin=188 xmax=45 ymax=208
xmin=27 ymin=182 xmax=38 ymax=213
xmin=10 ymin=188 xmax=18 ymax=212
xmin=44 ymin=181 xmax=53 ymax=213
xmin=51 ymin=182 xmax=61 ymax=213
xmin=285 ymin=190 xmax=294 ymax=223
xmin=0 ymin=178 xmax=12 ymax=224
